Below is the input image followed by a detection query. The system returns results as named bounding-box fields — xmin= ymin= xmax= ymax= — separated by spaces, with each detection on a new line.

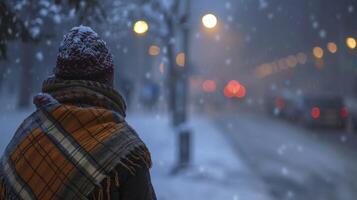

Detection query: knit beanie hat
xmin=54 ymin=25 xmax=114 ymax=86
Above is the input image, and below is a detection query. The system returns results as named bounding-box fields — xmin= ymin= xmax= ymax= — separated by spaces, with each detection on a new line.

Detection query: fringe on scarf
xmin=0 ymin=177 xmax=18 ymax=200
xmin=90 ymin=146 xmax=152 ymax=200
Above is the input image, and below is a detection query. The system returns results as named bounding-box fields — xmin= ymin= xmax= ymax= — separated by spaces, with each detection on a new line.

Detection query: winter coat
xmin=0 ymin=78 xmax=156 ymax=200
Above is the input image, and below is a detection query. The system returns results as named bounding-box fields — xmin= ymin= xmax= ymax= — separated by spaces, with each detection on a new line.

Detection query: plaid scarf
xmin=0 ymin=79 xmax=151 ymax=200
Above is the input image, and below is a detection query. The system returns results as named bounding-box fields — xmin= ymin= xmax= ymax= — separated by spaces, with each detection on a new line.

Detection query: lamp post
xmin=170 ymin=10 xmax=219 ymax=174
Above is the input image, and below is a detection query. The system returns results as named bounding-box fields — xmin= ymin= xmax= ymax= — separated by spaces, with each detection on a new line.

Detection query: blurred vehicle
xmin=264 ymin=89 xmax=296 ymax=118
xmin=286 ymin=94 xmax=347 ymax=128
xmin=345 ymin=97 xmax=357 ymax=132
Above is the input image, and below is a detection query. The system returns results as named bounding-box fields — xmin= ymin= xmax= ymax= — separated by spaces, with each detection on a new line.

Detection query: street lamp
xmin=346 ymin=37 xmax=357 ymax=49
xmin=313 ymin=46 xmax=324 ymax=59
xmin=202 ymin=13 xmax=218 ymax=29
xmin=133 ymin=20 xmax=149 ymax=35
xmin=327 ymin=42 xmax=338 ymax=54
xmin=148 ymin=45 xmax=160 ymax=56
xmin=176 ymin=52 xmax=186 ymax=67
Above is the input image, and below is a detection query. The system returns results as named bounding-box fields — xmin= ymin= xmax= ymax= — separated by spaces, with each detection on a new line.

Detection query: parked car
xmin=287 ymin=94 xmax=347 ymax=128
xmin=344 ymin=96 xmax=357 ymax=132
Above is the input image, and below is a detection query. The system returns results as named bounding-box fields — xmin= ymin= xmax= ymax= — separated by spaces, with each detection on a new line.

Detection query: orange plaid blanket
xmin=0 ymin=79 xmax=151 ymax=200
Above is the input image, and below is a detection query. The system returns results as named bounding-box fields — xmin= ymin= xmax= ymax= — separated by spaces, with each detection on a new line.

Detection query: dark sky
xmin=231 ymin=0 xmax=357 ymax=66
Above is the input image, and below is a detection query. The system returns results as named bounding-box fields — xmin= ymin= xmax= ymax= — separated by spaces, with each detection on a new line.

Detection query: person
xmin=0 ymin=26 xmax=156 ymax=200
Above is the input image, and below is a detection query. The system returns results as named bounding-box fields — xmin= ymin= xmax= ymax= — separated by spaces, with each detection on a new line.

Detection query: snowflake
xmin=53 ymin=14 xmax=61 ymax=24
xmin=267 ymin=13 xmax=274 ymax=20
xmin=36 ymin=52 xmax=44 ymax=61
xmin=348 ymin=5 xmax=354 ymax=13
xmin=30 ymin=26 xmax=41 ymax=38
xmin=312 ymin=21 xmax=319 ymax=29
xmin=245 ymin=35 xmax=251 ymax=43
xmin=281 ymin=167 xmax=289 ymax=176
xmin=215 ymin=34 xmax=221 ymax=41
xmin=319 ymin=29 xmax=327 ymax=39
xmin=225 ymin=58 xmax=232 ymax=65
xmin=123 ymin=47 xmax=128 ymax=54
xmin=259 ymin=0 xmax=268 ymax=10
xmin=225 ymin=2 xmax=232 ymax=10
xmin=39 ymin=9 xmax=48 ymax=17
xmin=232 ymin=194 xmax=240 ymax=200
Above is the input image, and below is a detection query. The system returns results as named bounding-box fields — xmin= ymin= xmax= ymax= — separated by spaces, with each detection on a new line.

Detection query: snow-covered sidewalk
xmin=0 ymin=110 xmax=271 ymax=200
xmin=127 ymin=113 xmax=271 ymax=200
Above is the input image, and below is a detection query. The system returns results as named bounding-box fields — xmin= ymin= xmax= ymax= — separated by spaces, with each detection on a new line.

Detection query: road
xmin=215 ymin=112 xmax=357 ymax=200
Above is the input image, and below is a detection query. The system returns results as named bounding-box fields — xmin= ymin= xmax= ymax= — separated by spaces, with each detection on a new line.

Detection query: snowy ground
xmin=127 ymin=113 xmax=271 ymax=200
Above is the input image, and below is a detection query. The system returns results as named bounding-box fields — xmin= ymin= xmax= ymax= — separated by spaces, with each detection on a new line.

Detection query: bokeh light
xmin=202 ymin=80 xmax=217 ymax=93
xmin=346 ymin=37 xmax=357 ymax=49
xmin=311 ymin=107 xmax=321 ymax=119
xmin=286 ymin=55 xmax=298 ymax=68
xmin=296 ymin=52 xmax=307 ymax=64
xmin=224 ymin=80 xmax=246 ymax=98
xmin=327 ymin=42 xmax=338 ymax=53
xmin=133 ymin=20 xmax=149 ymax=35
xmin=202 ymin=14 xmax=218 ymax=29
xmin=313 ymin=46 xmax=324 ymax=59
xmin=236 ymin=85 xmax=246 ymax=98
xmin=176 ymin=52 xmax=186 ymax=67
xmin=148 ymin=45 xmax=160 ymax=56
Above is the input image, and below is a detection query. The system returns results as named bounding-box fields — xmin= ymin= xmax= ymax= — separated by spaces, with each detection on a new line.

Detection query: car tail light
xmin=275 ymin=97 xmax=285 ymax=109
xmin=311 ymin=107 xmax=320 ymax=119
xmin=340 ymin=107 xmax=348 ymax=118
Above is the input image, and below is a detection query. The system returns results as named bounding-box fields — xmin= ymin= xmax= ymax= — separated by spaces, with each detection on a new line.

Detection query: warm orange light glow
xmin=278 ymin=59 xmax=288 ymax=70
xmin=224 ymin=86 xmax=234 ymax=98
xmin=236 ymin=85 xmax=246 ymax=98
xmin=346 ymin=37 xmax=357 ymax=49
xmin=202 ymin=13 xmax=218 ymax=29
xmin=133 ymin=20 xmax=149 ymax=34
xmin=224 ymin=80 xmax=246 ymax=98
xmin=286 ymin=56 xmax=298 ymax=68
xmin=227 ymin=80 xmax=240 ymax=95
xmin=159 ymin=62 xmax=164 ymax=74
xmin=202 ymin=80 xmax=217 ymax=93
xmin=148 ymin=45 xmax=160 ymax=56
xmin=327 ymin=42 xmax=337 ymax=53
xmin=313 ymin=46 xmax=324 ymax=59
xmin=296 ymin=52 xmax=307 ymax=64
xmin=176 ymin=52 xmax=186 ymax=67
xmin=311 ymin=107 xmax=321 ymax=119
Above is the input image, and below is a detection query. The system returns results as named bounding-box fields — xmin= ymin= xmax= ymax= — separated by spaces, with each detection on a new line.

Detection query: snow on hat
xmin=55 ymin=25 xmax=114 ymax=86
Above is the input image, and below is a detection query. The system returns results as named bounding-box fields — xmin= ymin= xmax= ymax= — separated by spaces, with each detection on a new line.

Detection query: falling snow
xmin=36 ymin=52 xmax=44 ymax=61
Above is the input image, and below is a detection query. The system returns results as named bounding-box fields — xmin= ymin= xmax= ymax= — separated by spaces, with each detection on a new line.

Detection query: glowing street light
xmin=313 ymin=46 xmax=324 ymax=59
xmin=202 ymin=13 xmax=218 ymax=29
xmin=133 ymin=20 xmax=149 ymax=35
xmin=148 ymin=45 xmax=160 ymax=56
xmin=176 ymin=52 xmax=186 ymax=67
xmin=327 ymin=42 xmax=337 ymax=53
xmin=346 ymin=37 xmax=357 ymax=49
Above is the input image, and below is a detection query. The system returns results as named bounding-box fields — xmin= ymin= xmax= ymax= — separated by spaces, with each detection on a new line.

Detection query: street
xmin=215 ymin=111 xmax=357 ymax=200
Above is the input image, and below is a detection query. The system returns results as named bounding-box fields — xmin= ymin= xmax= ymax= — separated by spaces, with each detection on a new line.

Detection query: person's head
xmin=54 ymin=25 xmax=114 ymax=86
